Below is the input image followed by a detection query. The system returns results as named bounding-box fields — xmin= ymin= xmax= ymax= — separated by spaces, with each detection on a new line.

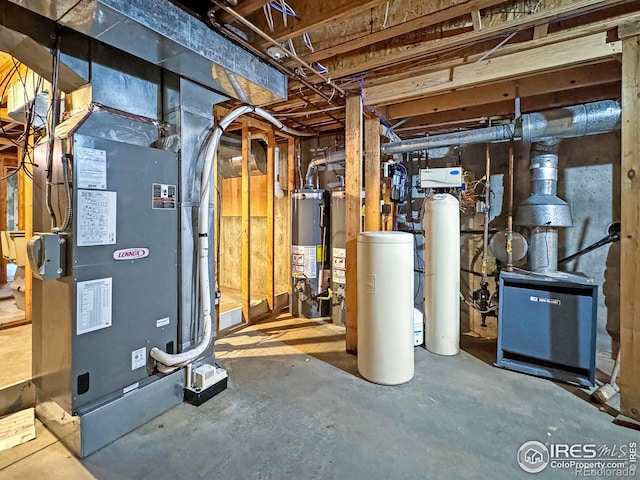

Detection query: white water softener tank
xmin=357 ymin=232 xmax=414 ymax=385
xmin=424 ymin=194 xmax=460 ymax=356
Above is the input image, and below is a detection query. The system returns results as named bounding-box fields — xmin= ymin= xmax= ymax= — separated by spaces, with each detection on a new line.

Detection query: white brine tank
xmin=357 ymin=232 xmax=414 ymax=385
xmin=424 ymin=194 xmax=460 ymax=355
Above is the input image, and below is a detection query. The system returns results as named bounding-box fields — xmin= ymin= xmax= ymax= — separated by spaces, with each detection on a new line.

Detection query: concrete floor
xmin=0 ymin=313 xmax=634 ymax=480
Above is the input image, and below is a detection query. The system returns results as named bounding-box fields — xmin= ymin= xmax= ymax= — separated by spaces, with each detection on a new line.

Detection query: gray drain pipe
xmin=381 ymin=100 xmax=621 ymax=155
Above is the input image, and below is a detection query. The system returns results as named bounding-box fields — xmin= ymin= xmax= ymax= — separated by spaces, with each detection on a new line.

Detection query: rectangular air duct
xmin=6 ymin=0 xmax=287 ymax=105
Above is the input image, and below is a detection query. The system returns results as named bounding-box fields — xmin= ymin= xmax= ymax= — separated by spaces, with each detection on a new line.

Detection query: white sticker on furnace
xmin=77 ymin=190 xmax=117 ymax=246
xmin=156 ymin=317 xmax=170 ymax=328
xmin=131 ymin=347 xmax=147 ymax=370
xmin=76 ymin=147 xmax=107 ymax=190
xmin=76 ymin=277 xmax=112 ymax=335
xmin=292 ymin=245 xmax=317 ymax=279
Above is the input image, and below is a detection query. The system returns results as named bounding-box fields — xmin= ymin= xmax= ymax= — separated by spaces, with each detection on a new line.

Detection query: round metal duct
xmin=217 ymin=134 xmax=267 ymax=178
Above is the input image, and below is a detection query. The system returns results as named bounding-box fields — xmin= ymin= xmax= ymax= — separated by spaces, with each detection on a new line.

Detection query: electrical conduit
xmin=150 ymin=106 xmax=313 ymax=369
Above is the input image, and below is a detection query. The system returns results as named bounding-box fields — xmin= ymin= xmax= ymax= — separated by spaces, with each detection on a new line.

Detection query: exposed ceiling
xmin=176 ymin=0 xmax=636 ymax=139
xmin=0 ymin=51 xmax=24 ymax=158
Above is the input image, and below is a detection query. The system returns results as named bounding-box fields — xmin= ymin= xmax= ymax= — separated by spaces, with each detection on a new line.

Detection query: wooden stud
xmin=533 ymin=23 xmax=549 ymax=39
xmin=241 ymin=125 xmax=251 ymax=323
xmin=471 ymin=10 xmax=482 ymax=31
xmin=266 ymin=130 xmax=276 ymax=310
xmin=18 ymin=148 xmax=32 ymax=322
xmin=0 ymin=159 xmax=6 ymax=285
xmin=345 ymin=95 xmax=363 ymax=354
xmin=364 ymin=118 xmax=381 ymax=232
xmin=365 ymin=32 xmax=621 ymax=105
xmin=618 ymin=30 xmax=640 ymax=423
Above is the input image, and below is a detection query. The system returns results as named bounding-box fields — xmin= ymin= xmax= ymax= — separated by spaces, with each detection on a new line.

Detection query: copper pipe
xmin=506 ymin=143 xmax=514 ymax=271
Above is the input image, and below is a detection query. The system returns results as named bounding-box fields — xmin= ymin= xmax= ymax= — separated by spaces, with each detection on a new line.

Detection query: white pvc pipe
xmin=151 ymin=106 xmax=310 ymax=368
xmin=274 ymin=146 xmax=284 ymax=198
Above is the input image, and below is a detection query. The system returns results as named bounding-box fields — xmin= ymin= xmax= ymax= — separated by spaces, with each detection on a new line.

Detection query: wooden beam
xmin=214 ymin=105 xmax=293 ymax=139
xmin=385 ymin=61 xmax=621 ymax=119
xmin=618 ymin=27 xmax=640 ymax=424
xmin=266 ymin=130 xmax=276 ymax=310
xmin=394 ymin=82 xmax=621 ymax=133
xmin=255 ymin=0 xmax=386 ymax=43
xmin=287 ymin=138 xmax=296 ymax=192
xmin=301 ymin=0 xmax=506 ymax=64
xmin=18 ymin=141 xmax=32 ymax=322
xmin=364 ymin=32 xmax=621 ymax=106
xmin=471 ymin=10 xmax=482 ymax=31
xmin=533 ymin=22 xmax=549 ymax=39
xmin=217 ymin=0 xmax=272 ymax=25
xmin=241 ymin=126 xmax=251 ymax=323
xmin=345 ymin=95 xmax=362 ymax=354
xmin=0 ymin=159 xmax=6 ymax=285
xmin=0 ymin=408 xmax=35 ymax=453
xmin=364 ymin=119 xmax=381 ymax=232
xmin=322 ymin=0 xmax=633 ymax=80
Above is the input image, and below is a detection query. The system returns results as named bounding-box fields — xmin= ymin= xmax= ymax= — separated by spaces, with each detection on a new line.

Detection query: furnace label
xmin=152 ymin=183 xmax=177 ymax=209
xmin=131 ymin=347 xmax=147 ymax=370
xmin=77 ymin=190 xmax=117 ymax=246
xmin=76 ymin=147 xmax=107 ymax=190
xmin=292 ymin=245 xmax=317 ymax=279
xmin=76 ymin=277 xmax=112 ymax=335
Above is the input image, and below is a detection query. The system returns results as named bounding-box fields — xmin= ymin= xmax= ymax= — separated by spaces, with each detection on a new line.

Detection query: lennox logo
xmin=113 ymin=248 xmax=149 ymax=260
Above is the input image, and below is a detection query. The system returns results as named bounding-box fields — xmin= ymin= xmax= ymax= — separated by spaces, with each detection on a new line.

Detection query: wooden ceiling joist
xmin=300 ymin=0 xmax=507 ymax=65
xmin=319 ymin=0 xmax=633 ymax=80
xmin=216 ymin=0 xmax=272 ymax=25
xmin=364 ymin=32 xmax=621 ymax=106
xmin=253 ymin=0 xmax=386 ymax=44
xmin=384 ymin=61 xmax=621 ymax=120
xmin=394 ymin=81 xmax=621 ymax=135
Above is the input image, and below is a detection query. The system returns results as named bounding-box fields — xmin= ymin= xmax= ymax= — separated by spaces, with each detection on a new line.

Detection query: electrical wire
xmin=357 ymin=77 xmax=400 ymax=142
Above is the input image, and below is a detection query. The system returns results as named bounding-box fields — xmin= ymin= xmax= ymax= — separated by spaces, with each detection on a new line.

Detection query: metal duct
xmin=381 ymin=100 xmax=621 ymax=155
xmin=0 ymin=24 xmax=86 ymax=92
xmin=217 ymin=134 xmax=268 ymax=178
xmin=7 ymin=0 xmax=286 ymax=105
xmin=305 ymin=150 xmax=346 ymax=188
xmin=515 ymin=140 xmax=572 ymax=273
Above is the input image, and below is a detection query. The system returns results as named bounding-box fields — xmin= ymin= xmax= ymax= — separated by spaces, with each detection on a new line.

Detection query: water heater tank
xmin=291 ymin=189 xmax=329 ymax=318
xmin=330 ymin=189 xmax=346 ymax=324
xmin=424 ymin=194 xmax=460 ymax=356
xmin=357 ymin=232 xmax=414 ymax=385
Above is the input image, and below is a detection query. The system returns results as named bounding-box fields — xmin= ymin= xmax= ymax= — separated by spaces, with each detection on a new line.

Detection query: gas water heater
xmin=291 ymin=189 xmax=330 ymax=318
xmin=330 ymin=189 xmax=346 ymax=324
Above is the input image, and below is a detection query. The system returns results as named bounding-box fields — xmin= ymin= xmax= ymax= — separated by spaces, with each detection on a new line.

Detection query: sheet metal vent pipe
xmin=515 ymin=140 xmax=572 ymax=273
